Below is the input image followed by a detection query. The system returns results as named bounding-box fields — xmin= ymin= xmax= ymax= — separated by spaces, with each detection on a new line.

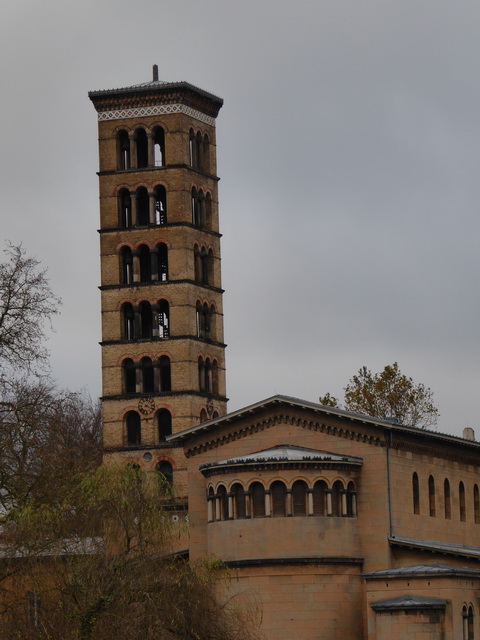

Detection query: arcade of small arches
xmin=121 ymin=299 xmax=169 ymax=341
xmin=118 ymin=185 xmax=167 ymax=228
xmin=120 ymin=243 xmax=168 ymax=285
xmin=122 ymin=355 xmax=171 ymax=395
xmin=198 ymin=356 xmax=219 ymax=394
xmin=117 ymin=126 xmax=165 ymax=170
xmin=116 ymin=125 xmax=213 ymax=175
xmin=207 ymin=478 xmax=357 ymax=522
xmin=191 ymin=187 xmax=213 ymax=229
xmin=194 ymin=244 xmax=214 ymax=286
xmin=412 ymin=472 xmax=480 ymax=524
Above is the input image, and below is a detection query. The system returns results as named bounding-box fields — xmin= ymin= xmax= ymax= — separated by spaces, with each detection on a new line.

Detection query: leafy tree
xmin=0 ymin=242 xmax=60 ymax=374
xmin=320 ymin=362 xmax=439 ymax=428
xmin=0 ymin=466 xmax=261 ymax=640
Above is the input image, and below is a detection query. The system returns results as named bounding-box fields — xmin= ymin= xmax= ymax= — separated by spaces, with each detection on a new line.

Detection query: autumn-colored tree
xmin=320 ymin=362 xmax=439 ymax=428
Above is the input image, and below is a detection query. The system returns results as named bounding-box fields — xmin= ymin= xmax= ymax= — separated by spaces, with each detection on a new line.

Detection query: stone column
xmin=265 ymin=491 xmax=271 ymax=517
xmin=286 ymin=490 xmax=293 ymax=517
xmin=326 ymin=490 xmax=333 ymax=516
xmin=307 ymin=490 xmax=314 ymax=516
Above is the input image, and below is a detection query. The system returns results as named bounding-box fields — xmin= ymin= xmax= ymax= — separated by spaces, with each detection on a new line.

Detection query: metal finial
xmin=153 ymin=64 xmax=159 ymax=82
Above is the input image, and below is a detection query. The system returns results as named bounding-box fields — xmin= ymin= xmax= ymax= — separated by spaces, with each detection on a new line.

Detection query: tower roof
xmin=89 ymin=67 xmax=223 ymax=118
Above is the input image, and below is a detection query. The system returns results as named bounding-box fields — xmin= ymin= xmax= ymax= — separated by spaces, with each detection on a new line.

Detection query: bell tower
xmin=89 ymin=68 xmax=226 ymax=488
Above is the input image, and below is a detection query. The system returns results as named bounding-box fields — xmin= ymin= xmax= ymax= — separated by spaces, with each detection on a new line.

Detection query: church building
xmin=90 ymin=70 xmax=480 ymax=640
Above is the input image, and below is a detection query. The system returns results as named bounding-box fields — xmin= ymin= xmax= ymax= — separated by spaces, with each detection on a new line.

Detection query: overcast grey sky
xmin=1 ymin=0 xmax=480 ymax=436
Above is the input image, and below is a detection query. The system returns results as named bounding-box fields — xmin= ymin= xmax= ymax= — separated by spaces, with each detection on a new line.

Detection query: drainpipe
xmin=386 ymin=430 xmax=394 ymax=538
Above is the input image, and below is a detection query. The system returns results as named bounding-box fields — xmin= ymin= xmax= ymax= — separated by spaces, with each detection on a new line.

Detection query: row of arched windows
xmin=189 ymin=128 xmax=210 ymax=173
xmin=122 ymin=356 xmax=171 ymax=394
xmin=120 ymin=243 xmax=168 ymax=285
xmin=124 ymin=408 xmax=172 ymax=445
xmin=198 ymin=357 xmax=219 ymax=394
xmin=208 ymin=479 xmax=357 ymax=522
xmin=191 ymin=187 xmax=212 ymax=228
xmin=412 ymin=473 xmax=480 ymax=523
xmin=117 ymin=127 xmax=165 ymax=171
xmin=118 ymin=186 xmax=167 ymax=228
xmin=120 ymin=300 xmax=218 ymax=342
xmin=194 ymin=244 xmax=214 ymax=285
xmin=121 ymin=300 xmax=169 ymax=341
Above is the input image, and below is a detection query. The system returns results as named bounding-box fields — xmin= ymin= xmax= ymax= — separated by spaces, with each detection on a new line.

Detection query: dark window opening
xmin=156 ymin=461 xmax=173 ymax=486
xmin=413 ymin=472 xmax=420 ymax=515
xmin=444 ymin=478 xmax=451 ymax=519
xmin=136 ymin=128 xmax=148 ymax=168
xmin=313 ymin=480 xmax=327 ymax=516
xmin=346 ymin=481 xmax=356 ymax=517
xmin=475 ymin=485 xmax=480 ymax=524
xmin=292 ymin=480 xmax=308 ymax=517
xmin=159 ymin=356 xmax=171 ymax=391
xmin=136 ymin=187 xmax=149 ymax=226
xmin=119 ymin=189 xmax=132 ymax=228
xmin=158 ymin=299 xmax=169 ymax=338
xmin=120 ymin=246 xmax=133 ymax=284
xmin=460 ymin=481 xmax=466 ymax=522
xmin=123 ymin=358 xmax=136 ymax=394
xmin=122 ymin=303 xmax=135 ymax=340
xmin=153 ymin=127 xmax=165 ymax=166
xmin=217 ymin=485 xmax=228 ymax=520
xmin=141 ymin=357 xmax=154 ymax=393
xmin=199 ymin=408 xmax=208 ymax=423
xmin=139 ymin=244 xmax=151 ymax=282
xmin=157 ymin=243 xmax=168 ymax=281
xmin=157 ymin=409 xmax=172 ymax=442
xmin=250 ymin=482 xmax=265 ymax=518
xmin=429 ymin=475 xmax=436 ymax=517
xmin=331 ymin=481 xmax=343 ymax=517
xmin=139 ymin=301 xmax=152 ymax=339
xmin=233 ymin=483 xmax=246 ymax=519
xmin=126 ymin=411 xmax=141 ymax=446
xmin=117 ymin=130 xmax=130 ymax=170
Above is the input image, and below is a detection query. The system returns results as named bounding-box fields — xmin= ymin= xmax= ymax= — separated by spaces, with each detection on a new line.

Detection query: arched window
xmin=157 ymin=243 xmax=168 ymax=281
xmin=202 ymin=133 xmax=210 ymax=173
xmin=211 ymin=360 xmax=219 ymax=395
xmin=292 ymin=480 xmax=308 ymax=517
xmin=153 ymin=126 xmax=165 ymax=166
xmin=250 ymin=482 xmax=265 ymax=518
xmin=117 ymin=130 xmax=130 ymax=170
xmin=475 ymin=485 xmax=480 ymax=524
xmin=189 ymin=129 xmax=204 ymax=169
xmin=270 ymin=481 xmax=287 ymax=517
xmin=121 ymin=303 xmax=135 ymax=341
xmin=204 ymin=358 xmax=212 ymax=393
xmin=120 ymin=246 xmax=133 ymax=284
xmin=157 ymin=409 xmax=172 ymax=442
xmin=194 ymin=245 xmax=211 ymax=285
xmin=139 ymin=244 xmax=151 ymax=282
xmin=157 ymin=300 xmax=169 ymax=338
xmin=135 ymin=128 xmax=148 ymax=168
xmin=140 ymin=357 xmax=154 ymax=393
xmin=346 ymin=481 xmax=356 ymax=517
xmin=428 ymin=475 xmax=436 ymax=517
xmin=313 ymin=480 xmax=327 ymax=516
xmin=444 ymin=478 xmax=451 ymax=519
xmin=413 ymin=472 xmax=420 ymax=515
xmin=125 ymin=411 xmax=141 ymax=446
xmin=119 ymin=189 xmax=132 ymax=228
xmin=331 ymin=480 xmax=344 ymax=517
xmin=463 ymin=604 xmax=475 ymax=640
xmin=122 ymin=358 xmax=136 ymax=394
xmin=217 ymin=485 xmax=228 ymax=520
xmin=154 ymin=185 xmax=167 ymax=225
xmin=139 ymin=301 xmax=152 ymax=339
xmin=205 ymin=192 xmax=212 ymax=229
xmin=136 ymin=187 xmax=149 ymax=226
xmin=232 ymin=483 xmax=246 ymax=519
xmin=192 ymin=187 xmax=202 ymax=227
xmin=156 ymin=461 xmax=173 ymax=486
xmin=460 ymin=482 xmax=466 ymax=522
xmin=199 ymin=408 xmax=208 ymax=423
xmin=158 ymin=356 xmax=171 ymax=392
xmin=208 ymin=486 xmax=215 ymax=522
xmin=198 ymin=356 xmax=205 ymax=392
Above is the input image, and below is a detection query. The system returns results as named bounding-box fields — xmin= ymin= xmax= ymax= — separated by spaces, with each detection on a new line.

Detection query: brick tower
xmin=89 ymin=67 xmax=226 ymax=490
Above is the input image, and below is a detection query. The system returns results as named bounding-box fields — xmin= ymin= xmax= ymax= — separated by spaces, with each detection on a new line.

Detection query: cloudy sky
xmin=1 ymin=0 xmax=480 ymax=436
